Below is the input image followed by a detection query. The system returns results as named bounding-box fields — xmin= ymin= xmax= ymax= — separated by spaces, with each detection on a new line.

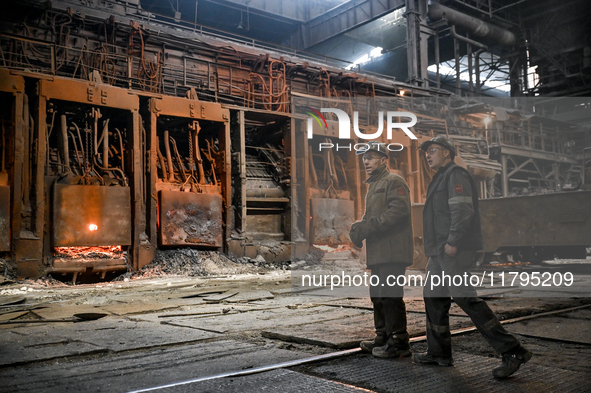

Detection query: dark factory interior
xmin=0 ymin=0 xmax=590 ymax=282
xmin=1 ymin=2 xmax=591 ymax=393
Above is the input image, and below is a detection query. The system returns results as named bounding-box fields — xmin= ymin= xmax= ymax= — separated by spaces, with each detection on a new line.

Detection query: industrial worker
xmin=414 ymin=136 xmax=532 ymax=378
xmin=349 ymin=141 xmax=414 ymax=358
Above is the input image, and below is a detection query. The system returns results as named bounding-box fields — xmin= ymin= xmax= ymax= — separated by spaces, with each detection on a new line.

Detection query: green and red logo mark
xmin=304 ymin=107 xmax=328 ymax=130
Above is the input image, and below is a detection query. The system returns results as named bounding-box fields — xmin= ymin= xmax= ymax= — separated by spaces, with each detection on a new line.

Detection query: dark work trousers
xmin=423 ymin=250 xmax=520 ymax=357
xmin=370 ymin=263 xmax=409 ymax=347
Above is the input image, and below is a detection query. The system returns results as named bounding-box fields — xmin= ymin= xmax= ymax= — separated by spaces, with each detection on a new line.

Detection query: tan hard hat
xmin=420 ymin=135 xmax=456 ymax=158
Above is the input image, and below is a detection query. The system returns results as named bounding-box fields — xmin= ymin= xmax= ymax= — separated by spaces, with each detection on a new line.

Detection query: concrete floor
xmin=0 ymin=266 xmax=590 ymax=392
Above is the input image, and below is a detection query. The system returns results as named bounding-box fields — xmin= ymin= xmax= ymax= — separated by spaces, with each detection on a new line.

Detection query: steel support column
xmin=0 ymin=71 xmax=24 ymax=257
xmin=130 ymin=109 xmax=144 ymax=270
xmin=501 ymin=153 xmax=508 ymax=197
xmin=406 ymin=0 xmax=420 ymax=85
xmin=239 ymin=110 xmax=246 ymax=233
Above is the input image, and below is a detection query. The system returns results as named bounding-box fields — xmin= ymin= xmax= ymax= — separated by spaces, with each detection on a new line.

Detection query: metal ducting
xmin=428 ymin=2 xmax=516 ymax=46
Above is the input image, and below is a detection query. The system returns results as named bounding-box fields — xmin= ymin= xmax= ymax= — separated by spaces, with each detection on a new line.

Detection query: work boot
xmin=372 ymin=334 xmax=411 ymax=358
xmin=360 ymin=336 xmax=387 ymax=353
xmin=413 ymin=352 xmax=454 ymax=367
xmin=372 ymin=344 xmax=412 ymax=358
xmin=492 ymin=346 xmax=532 ymax=379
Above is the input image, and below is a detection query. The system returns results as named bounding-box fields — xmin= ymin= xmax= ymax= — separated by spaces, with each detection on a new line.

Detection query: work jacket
xmin=349 ymin=165 xmax=413 ymax=267
xmin=423 ymin=161 xmax=483 ymax=257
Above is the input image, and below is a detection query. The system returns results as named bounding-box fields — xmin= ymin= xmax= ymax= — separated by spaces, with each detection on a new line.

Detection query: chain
xmin=188 ymin=126 xmax=195 ymax=177
xmin=85 ymin=122 xmax=90 ymax=170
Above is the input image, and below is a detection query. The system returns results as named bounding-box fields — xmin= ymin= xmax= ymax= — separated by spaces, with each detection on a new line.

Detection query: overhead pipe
xmin=428 ymin=2 xmax=516 ymax=46
xmin=450 ymin=25 xmax=488 ymax=51
xmin=450 ymin=24 xmax=488 ymax=96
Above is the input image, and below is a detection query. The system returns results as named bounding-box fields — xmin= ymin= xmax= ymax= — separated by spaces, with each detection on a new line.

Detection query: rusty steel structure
xmin=35 ymin=75 xmax=139 ymax=281
xmin=0 ymin=0 xmax=589 ymax=279
xmin=225 ymin=107 xmax=292 ymax=261
xmin=146 ymin=92 xmax=230 ymax=252
xmin=0 ymin=70 xmax=24 ymax=256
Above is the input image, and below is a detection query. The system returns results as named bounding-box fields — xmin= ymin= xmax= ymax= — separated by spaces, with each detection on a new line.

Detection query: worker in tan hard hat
xmin=414 ymin=135 xmax=532 ymax=378
xmin=349 ymin=141 xmax=414 ymax=358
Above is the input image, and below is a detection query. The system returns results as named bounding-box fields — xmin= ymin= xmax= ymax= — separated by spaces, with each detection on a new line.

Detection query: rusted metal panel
xmin=310 ymin=198 xmax=354 ymax=244
xmin=53 ymin=184 xmax=132 ymax=247
xmin=0 ymin=69 xmax=25 ymax=94
xmin=149 ymin=95 xmax=229 ymax=253
xmin=51 ymin=258 xmax=127 ymax=273
xmin=159 ymin=190 xmax=223 ymax=247
xmin=480 ymin=191 xmax=591 ymax=253
xmin=245 ymin=214 xmax=284 ymax=240
xmin=151 ymin=95 xmax=229 ymax=122
xmin=0 ymin=186 xmax=10 ymax=251
xmin=137 ymin=244 xmax=156 ymax=270
xmin=38 ymin=77 xmax=139 ymax=110
xmin=16 ymin=259 xmax=41 ymax=279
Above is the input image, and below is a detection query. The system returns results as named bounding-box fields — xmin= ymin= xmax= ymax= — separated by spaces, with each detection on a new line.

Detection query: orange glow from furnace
xmin=54 ymin=246 xmax=123 ymax=259
xmin=313 ymin=244 xmax=353 ymax=253
xmin=89 ymin=224 xmax=98 ymax=231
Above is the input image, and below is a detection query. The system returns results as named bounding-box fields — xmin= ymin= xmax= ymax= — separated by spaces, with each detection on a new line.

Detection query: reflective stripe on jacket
xmin=423 ymin=161 xmax=483 ymax=257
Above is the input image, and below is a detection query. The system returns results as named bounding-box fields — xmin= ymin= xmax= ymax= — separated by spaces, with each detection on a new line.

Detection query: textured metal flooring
xmin=135 ymin=351 xmax=590 ymax=393
xmin=305 ymin=352 xmax=591 ymax=392
xmin=153 ymin=368 xmax=369 ymax=392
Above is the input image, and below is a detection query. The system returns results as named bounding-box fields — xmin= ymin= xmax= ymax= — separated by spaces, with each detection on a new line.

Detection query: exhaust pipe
xmin=428 ymin=2 xmax=516 ymax=46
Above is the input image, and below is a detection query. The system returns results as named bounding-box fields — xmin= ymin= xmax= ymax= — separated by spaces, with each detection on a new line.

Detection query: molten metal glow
xmin=54 ymin=246 xmax=123 ymax=259
xmin=313 ymin=244 xmax=353 ymax=253
xmin=89 ymin=224 xmax=98 ymax=231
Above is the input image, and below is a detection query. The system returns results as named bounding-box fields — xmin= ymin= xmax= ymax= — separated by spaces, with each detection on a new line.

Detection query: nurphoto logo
xmin=305 ymin=107 xmax=418 ymax=153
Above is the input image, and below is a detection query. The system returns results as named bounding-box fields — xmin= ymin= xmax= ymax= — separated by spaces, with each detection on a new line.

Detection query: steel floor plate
xmin=261 ymin=312 xmax=471 ymax=349
xmin=506 ymin=315 xmax=591 ymax=344
xmin=0 ymin=317 xmax=219 ymax=366
xmin=303 ymin=352 xmax=590 ymax=392
xmin=153 ymin=368 xmax=369 ymax=392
